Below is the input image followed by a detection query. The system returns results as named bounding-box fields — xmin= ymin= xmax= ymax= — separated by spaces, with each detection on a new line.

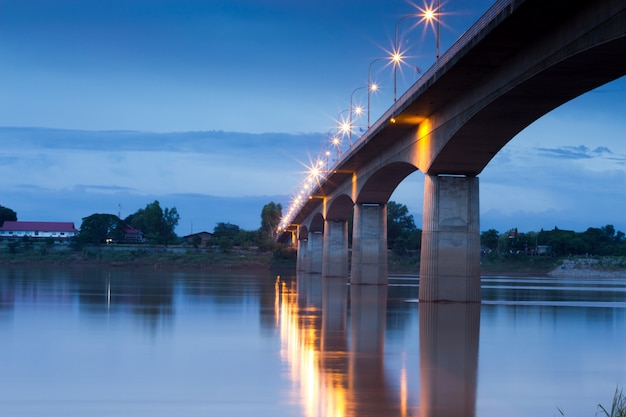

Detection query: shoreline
xmin=2 ymin=252 xmax=625 ymax=278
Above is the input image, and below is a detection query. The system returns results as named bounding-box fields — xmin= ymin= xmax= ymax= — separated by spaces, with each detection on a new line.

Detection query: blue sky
xmin=1 ymin=0 xmax=625 ymax=235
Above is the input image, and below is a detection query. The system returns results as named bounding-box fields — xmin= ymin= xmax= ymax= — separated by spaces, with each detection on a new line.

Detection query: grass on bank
xmin=0 ymin=243 xmax=296 ymax=270
xmin=558 ymin=387 xmax=626 ymax=417
xmin=3 ymin=241 xmax=626 ymax=276
xmin=598 ymin=387 xmax=626 ymax=417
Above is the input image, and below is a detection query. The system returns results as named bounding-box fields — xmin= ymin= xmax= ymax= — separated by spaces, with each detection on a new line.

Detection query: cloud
xmin=479 ymin=137 xmax=626 ymax=233
xmin=0 ymin=127 xmax=320 ymax=233
xmin=534 ymin=145 xmax=616 ymax=160
xmin=2 ymin=125 xmax=626 ymax=236
xmin=0 ymin=127 xmax=323 ymax=197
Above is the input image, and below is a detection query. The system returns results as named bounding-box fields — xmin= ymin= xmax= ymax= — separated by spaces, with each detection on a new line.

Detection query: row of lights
xmin=277 ymin=1 xmax=442 ymax=235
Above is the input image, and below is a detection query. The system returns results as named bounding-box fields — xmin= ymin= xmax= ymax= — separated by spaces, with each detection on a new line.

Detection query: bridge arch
xmin=326 ymin=194 xmax=354 ymax=221
xmin=321 ymin=195 xmax=354 ymax=277
xmin=356 ymin=161 xmax=419 ymax=204
xmin=420 ymin=5 xmax=626 ymax=175
xmin=298 ymin=225 xmax=308 ymax=241
xmin=309 ymin=212 xmax=325 ymax=233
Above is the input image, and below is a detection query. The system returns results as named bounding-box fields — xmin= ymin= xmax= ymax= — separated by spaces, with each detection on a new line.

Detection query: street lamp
xmin=349 ymin=86 xmax=367 ymax=145
xmin=436 ymin=0 xmax=440 ymax=59
xmin=393 ymin=14 xmax=420 ymax=102
xmin=337 ymin=109 xmax=351 ymax=138
xmin=418 ymin=1 xmax=441 ymax=60
xmin=329 ymin=131 xmax=342 ymax=161
xmin=368 ymin=57 xmax=388 ymax=128
xmin=392 ymin=1 xmax=443 ymax=101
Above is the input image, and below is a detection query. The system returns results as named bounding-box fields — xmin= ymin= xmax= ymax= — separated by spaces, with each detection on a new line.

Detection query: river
xmin=0 ymin=265 xmax=624 ymax=417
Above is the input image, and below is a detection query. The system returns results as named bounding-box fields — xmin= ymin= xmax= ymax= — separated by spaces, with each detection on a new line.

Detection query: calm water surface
xmin=0 ymin=266 xmax=625 ymax=417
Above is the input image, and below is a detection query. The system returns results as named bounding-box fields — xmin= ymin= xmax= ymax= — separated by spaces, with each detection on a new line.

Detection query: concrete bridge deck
xmin=280 ymin=0 xmax=626 ymax=302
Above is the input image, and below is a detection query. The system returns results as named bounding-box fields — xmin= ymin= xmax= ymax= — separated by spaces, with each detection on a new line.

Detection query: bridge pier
xmin=419 ymin=175 xmax=481 ymax=302
xmin=296 ymin=235 xmax=308 ymax=271
xmin=350 ymin=203 xmax=388 ymax=285
xmin=322 ymin=219 xmax=349 ymax=277
xmin=308 ymin=231 xmax=323 ymax=274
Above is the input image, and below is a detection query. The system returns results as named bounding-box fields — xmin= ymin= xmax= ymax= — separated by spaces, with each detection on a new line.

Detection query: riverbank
xmin=0 ymin=246 xmax=282 ymax=271
xmin=2 ymin=247 xmax=626 ymax=277
xmin=547 ymin=256 xmax=626 ymax=278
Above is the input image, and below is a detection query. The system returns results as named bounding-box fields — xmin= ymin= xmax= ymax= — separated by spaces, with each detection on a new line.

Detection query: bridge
xmin=278 ymin=0 xmax=626 ymax=302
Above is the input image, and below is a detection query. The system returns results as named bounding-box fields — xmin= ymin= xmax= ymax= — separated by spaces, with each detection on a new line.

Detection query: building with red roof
xmin=0 ymin=221 xmax=79 ymax=241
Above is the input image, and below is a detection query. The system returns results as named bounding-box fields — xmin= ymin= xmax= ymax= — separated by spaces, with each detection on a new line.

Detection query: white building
xmin=0 ymin=221 xmax=79 ymax=241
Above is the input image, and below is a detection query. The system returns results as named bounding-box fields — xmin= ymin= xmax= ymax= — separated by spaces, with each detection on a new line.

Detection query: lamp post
xmin=394 ymin=14 xmax=418 ymax=102
xmin=367 ymin=57 xmax=387 ymax=128
xmin=436 ymin=0 xmax=440 ymax=59
xmin=330 ymin=131 xmax=342 ymax=161
xmin=421 ymin=1 xmax=441 ymax=60
xmin=393 ymin=2 xmax=443 ymax=100
xmin=337 ymin=109 xmax=351 ymax=138
xmin=349 ymin=86 xmax=367 ymax=145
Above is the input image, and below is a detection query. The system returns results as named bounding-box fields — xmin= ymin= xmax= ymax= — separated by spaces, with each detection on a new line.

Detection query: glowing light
xmin=274 ymin=277 xmax=348 ymax=417
xmin=392 ymin=51 xmax=403 ymax=65
xmin=415 ymin=0 xmax=442 ymax=59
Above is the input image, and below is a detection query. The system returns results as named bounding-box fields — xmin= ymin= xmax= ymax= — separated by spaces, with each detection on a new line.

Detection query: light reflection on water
xmin=0 ymin=265 xmax=625 ymax=417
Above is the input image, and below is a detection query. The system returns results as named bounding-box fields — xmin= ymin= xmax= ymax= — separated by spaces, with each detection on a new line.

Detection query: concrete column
xmin=308 ymin=231 xmax=323 ymax=274
xmin=322 ymin=219 xmax=349 ymax=277
xmin=350 ymin=203 xmax=387 ymax=285
xmin=419 ymin=175 xmax=481 ymax=302
xmin=419 ymin=302 xmax=480 ymax=417
xmin=296 ymin=237 xmax=308 ymax=271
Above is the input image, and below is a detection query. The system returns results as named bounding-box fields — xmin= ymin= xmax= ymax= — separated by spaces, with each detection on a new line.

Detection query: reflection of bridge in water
xmin=278 ymin=0 xmax=626 ymax=302
xmin=275 ymin=274 xmax=480 ymax=417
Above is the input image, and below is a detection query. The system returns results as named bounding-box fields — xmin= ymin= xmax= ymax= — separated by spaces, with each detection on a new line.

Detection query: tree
xmin=481 ymin=229 xmax=500 ymax=252
xmin=260 ymin=202 xmax=282 ymax=240
xmin=212 ymin=222 xmax=241 ymax=251
xmin=125 ymin=200 xmax=179 ymax=245
xmin=162 ymin=207 xmax=180 ymax=245
xmin=387 ymin=201 xmax=418 ymax=255
xmin=212 ymin=222 xmax=240 ymax=240
xmin=0 ymin=205 xmax=17 ymax=226
xmin=78 ymin=213 xmax=125 ymax=245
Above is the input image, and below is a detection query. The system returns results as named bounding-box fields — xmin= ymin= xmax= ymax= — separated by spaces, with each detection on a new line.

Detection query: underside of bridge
xmin=284 ymin=0 xmax=626 ymax=302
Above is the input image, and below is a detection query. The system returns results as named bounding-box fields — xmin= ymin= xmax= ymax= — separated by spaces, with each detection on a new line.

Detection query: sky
xmin=1 ymin=0 xmax=625 ymax=236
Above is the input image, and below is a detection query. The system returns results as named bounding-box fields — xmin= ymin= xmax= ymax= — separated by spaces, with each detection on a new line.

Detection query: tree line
xmin=384 ymin=203 xmax=626 ymax=258
xmin=3 ymin=201 xmax=625 ymax=258
xmin=77 ymin=200 xmax=180 ymax=246
xmin=1 ymin=201 xmax=284 ymax=253
xmin=481 ymin=225 xmax=626 ymax=257
xmin=76 ymin=200 xmax=284 ymax=251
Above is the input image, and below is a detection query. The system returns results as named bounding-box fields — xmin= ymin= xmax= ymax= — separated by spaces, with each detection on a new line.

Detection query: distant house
xmin=0 ymin=221 xmax=79 ymax=242
xmin=106 ymin=225 xmax=145 ymax=244
xmin=536 ymin=245 xmax=552 ymax=256
xmin=122 ymin=225 xmax=144 ymax=243
xmin=183 ymin=231 xmax=213 ymax=246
